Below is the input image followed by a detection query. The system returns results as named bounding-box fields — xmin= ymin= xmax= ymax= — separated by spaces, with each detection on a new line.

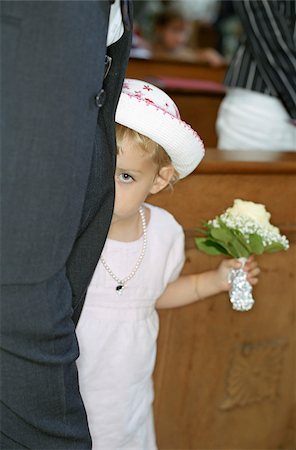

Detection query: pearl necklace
xmin=100 ymin=206 xmax=147 ymax=294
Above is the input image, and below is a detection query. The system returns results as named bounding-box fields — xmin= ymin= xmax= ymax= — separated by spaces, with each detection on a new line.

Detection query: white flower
xmin=203 ymin=199 xmax=289 ymax=254
xmin=226 ymin=199 xmax=274 ymax=231
xmin=206 ymin=199 xmax=290 ymax=251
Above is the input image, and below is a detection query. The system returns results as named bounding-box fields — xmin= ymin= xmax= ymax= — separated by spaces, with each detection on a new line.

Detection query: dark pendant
xmin=116 ymin=284 xmax=124 ymax=293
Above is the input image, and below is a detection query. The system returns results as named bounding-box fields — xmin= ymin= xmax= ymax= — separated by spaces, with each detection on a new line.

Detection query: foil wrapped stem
xmin=228 ymin=257 xmax=255 ymax=312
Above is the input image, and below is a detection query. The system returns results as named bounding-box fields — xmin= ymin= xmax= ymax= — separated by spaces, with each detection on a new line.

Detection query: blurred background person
xmin=132 ymin=1 xmax=226 ymax=67
xmin=216 ymin=0 xmax=296 ymax=151
xmin=151 ymin=7 xmax=225 ymax=66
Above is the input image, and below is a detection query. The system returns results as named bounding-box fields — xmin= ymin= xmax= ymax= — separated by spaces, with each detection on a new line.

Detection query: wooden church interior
xmin=129 ymin=1 xmax=296 ymax=448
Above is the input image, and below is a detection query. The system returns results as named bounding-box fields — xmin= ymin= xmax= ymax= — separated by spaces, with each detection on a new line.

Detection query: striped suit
xmin=217 ymin=0 xmax=296 ymax=151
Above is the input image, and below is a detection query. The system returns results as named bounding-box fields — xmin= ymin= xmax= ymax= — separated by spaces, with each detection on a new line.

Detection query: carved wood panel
xmin=149 ymin=169 xmax=296 ymax=449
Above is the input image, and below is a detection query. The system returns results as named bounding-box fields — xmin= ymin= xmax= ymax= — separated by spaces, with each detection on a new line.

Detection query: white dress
xmin=76 ymin=204 xmax=185 ymax=450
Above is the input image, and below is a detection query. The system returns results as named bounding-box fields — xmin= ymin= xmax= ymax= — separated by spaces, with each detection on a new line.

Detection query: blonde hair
xmin=115 ymin=124 xmax=179 ymax=187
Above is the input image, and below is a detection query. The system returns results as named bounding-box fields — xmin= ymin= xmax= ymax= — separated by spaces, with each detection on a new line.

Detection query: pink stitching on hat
xmin=123 ymin=93 xmax=204 ymax=149
xmin=144 ymin=98 xmax=155 ymax=105
xmin=127 ymin=93 xmax=179 ymax=119
xmin=143 ymin=85 xmax=153 ymax=91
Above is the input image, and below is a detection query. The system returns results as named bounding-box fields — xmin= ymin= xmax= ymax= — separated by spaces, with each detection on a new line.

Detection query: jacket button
xmin=95 ymin=89 xmax=106 ymax=108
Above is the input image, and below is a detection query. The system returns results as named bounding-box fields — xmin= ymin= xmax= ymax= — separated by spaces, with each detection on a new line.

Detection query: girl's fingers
xmin=224 ymin=259 xmax=241 ymax=269
xmin=244 ymin=262 xmax=259 ymax=271
xmin=224 ymin=256 xmax=260 ymax=286
xmin=247 ymin=267 xmax=260 ymax=284
xmin=247 ymin=255 xmax=255 ymax=262
xmin=223 ymin=258 xmax=260 ymax=287
xmin=234 ymin=261 xmax=242 ymax=269
xmin=248 ymin=267 xmax=260 ymax=276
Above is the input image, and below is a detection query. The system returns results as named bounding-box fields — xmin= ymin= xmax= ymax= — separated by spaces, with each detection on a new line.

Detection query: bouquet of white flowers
xmin=195 ymin=199 xmax=289 ymax=311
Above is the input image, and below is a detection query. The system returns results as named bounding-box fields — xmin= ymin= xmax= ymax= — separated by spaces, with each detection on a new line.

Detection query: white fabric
xmin=76 ymin=204 xmax=185 ymax=450
xmin=107 ymin=0 xmax=124 ymax=47
xmin=216 ymin=88 xmax=296 ymax=151
xmin=116 ymin=79 xmax=205 ymax=178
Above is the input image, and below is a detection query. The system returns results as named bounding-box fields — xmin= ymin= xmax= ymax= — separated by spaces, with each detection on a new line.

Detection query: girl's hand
xmin=217 ymin=256 xmax=260 ymax=292
xmin=244 ymin=255 xmax=260 ymax=286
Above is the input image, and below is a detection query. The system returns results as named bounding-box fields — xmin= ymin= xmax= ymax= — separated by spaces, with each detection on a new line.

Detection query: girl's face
xmin=113 ymin=136 xmax=173 ymax=223
xmin=158 ymin=19 xmax=188 ymax=51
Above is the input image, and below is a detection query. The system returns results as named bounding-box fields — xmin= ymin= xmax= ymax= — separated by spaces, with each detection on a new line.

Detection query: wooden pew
xmin=126 ymin=57 xmax=227 ymax=83
xmin=148 ymin=149 xmax=296 ymax=449
xmin=126 ymin=58 xmax=227 ymax=148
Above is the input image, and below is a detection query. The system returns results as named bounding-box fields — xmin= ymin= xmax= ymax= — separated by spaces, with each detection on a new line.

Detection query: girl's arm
xmin=156 ymin=256 xmax=260 ymax=309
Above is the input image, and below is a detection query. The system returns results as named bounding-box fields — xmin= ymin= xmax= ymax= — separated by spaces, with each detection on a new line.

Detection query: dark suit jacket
xmin=1 ymin=1 xmax=132 ymax=447
xmin=1 ymin=0 xmax=131 ymax=287
xmin=1 ymin=0 xmax=132 ymax=317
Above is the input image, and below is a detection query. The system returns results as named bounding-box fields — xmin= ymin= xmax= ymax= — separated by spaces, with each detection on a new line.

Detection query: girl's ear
xmin=149 ymin=165 xmax=175 ymax=194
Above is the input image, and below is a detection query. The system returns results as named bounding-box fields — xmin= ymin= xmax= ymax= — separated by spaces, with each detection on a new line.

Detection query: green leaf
xmin=210 ymin=227 xmax=233 ymax=243
xmin=248 ymin=234 xmax=265 ymax=254
xmin=228 ymin=239 xmax=250 ymax=258
xmin=194 ymin=238 xmax=231 ymax=256
xmin=232 ymin=229 xmax=253 ymax=253
xmin=264 ymin=241 xmax=285 ymax=253
xmin=218 ymin=218 xmax=235 ymax=232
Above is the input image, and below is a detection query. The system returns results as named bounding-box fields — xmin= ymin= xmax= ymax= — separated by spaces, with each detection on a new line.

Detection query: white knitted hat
xmin=115 ymin=79 xmax=205 ymax=178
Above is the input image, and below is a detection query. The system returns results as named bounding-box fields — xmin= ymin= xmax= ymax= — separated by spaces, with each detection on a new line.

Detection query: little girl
xmin=76 ymin=79 xmax=259 ymax=450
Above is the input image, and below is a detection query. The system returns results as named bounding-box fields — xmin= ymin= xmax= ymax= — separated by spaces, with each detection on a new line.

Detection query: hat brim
xmin=115 ymin=93 xmax=204 ymax=179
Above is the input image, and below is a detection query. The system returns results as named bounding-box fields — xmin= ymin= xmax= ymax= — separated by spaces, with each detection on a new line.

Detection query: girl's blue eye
xmin=118 ymin=173 xmax=134 ymax=183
